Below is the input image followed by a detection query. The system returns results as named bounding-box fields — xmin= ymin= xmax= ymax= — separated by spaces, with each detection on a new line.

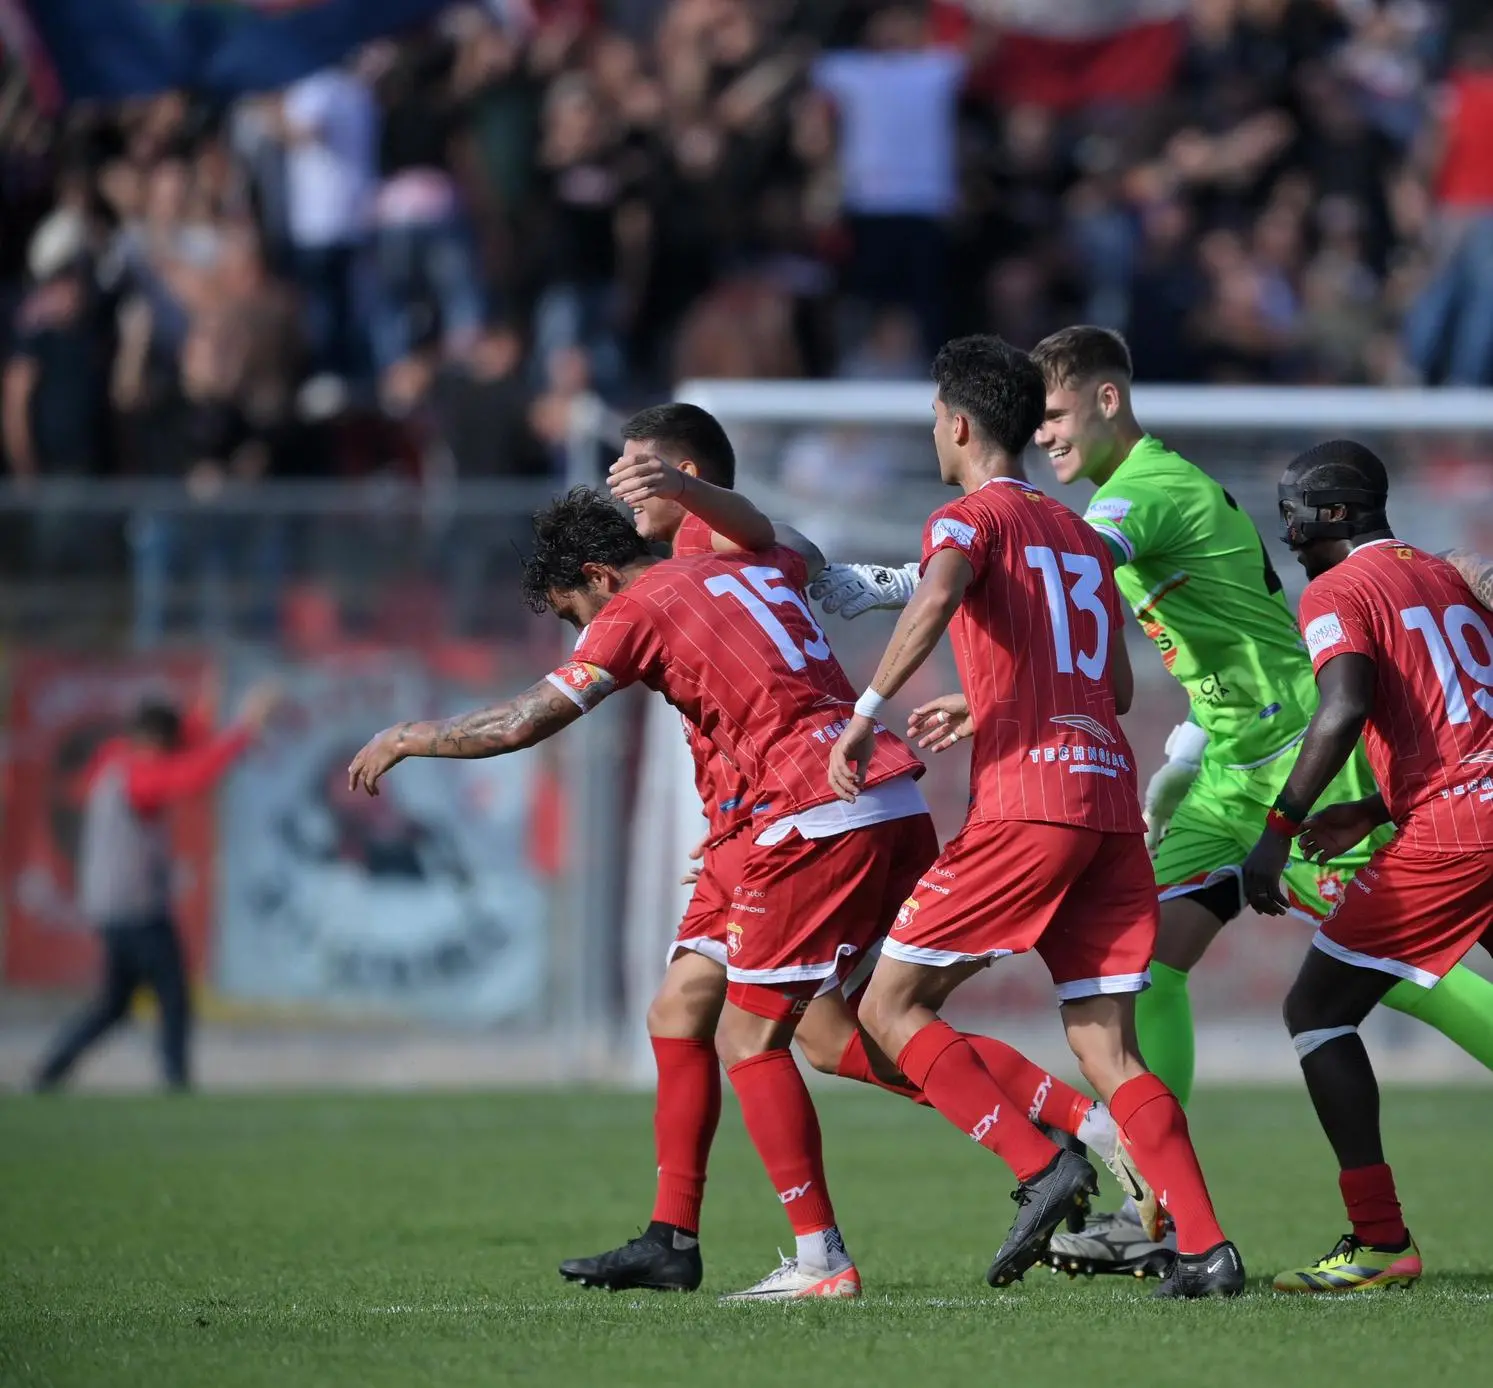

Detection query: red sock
xmin=726 ymin=1050 xmax=836 ymax=1235
xmin=836 ymin=1030 xmax=930 ymax=1104
xmin=1340 ymin=1164 xmax=1407 ymax=1247
xmin=896 ymin=1020 xmax=1059 ymax=1181
xmin=650 ymin=1036 xmax=721 ymax=1233
xmin=964 ymin=1036 xmax=1093 ymax=1136
xmin=1109 ymin=1073 xmax=1225 ymax=1254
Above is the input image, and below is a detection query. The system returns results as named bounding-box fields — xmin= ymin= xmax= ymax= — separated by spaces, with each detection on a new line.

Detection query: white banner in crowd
xmin=215 ymin=654 xmax=547 ymax=1025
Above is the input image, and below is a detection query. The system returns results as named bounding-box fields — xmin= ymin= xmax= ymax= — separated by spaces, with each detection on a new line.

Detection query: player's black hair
xmin=1030 ymin=325 xmax=1134 ymax=389
xmin=133 ymin=698 xmax=182 ymax=747
xmin=931 ymin=335 xmax=1046 ymax=457
xmin=520 ymin=487 xmax=653 ymax=613
xmin=1278 ymin=439 xmax=1390 ymax=545
xmin=621 ymin=403 xmax=736 ymax=488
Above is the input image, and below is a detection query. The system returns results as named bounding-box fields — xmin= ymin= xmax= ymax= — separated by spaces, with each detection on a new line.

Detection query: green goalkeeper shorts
xmin=1151 ymin=744 xmax=1391 ymax=924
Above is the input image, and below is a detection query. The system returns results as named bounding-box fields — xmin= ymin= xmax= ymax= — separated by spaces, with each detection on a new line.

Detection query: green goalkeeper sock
xmin=1383 ymin=963 xmax=1493 ymax=1070
xmin=1136 ymin=960 xmax=1196 ymax=1108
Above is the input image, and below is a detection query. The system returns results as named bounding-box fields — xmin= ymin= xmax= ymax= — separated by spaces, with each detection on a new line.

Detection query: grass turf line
xmin=3 ymin=1087 xmax=1491 ymax=1388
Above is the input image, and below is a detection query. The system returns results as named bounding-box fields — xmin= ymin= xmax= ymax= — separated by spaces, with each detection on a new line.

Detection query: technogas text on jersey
xmin=1025 ymin=741 xmax=1131 ymax=775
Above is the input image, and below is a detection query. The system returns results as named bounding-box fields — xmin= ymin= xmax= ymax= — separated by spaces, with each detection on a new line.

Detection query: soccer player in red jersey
xmin=830 ymin=336 xmax=1242 ymax=1298
xmin=1243 ymin=440 xmax=1493 ymax=1294
xmin=352 ymin=486 xmax=1066 ymax=1300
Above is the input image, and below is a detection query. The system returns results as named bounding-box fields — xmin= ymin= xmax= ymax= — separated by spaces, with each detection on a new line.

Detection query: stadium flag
xmin=21 ymin=0 xmax=455 ymax=104
xmin=936 ymin=0 xmax=1187 ymax=111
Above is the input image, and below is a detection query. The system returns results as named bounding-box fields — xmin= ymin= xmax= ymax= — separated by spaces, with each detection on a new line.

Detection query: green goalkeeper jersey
xmin=1081 ymin=435 xmax=1321 ymax=772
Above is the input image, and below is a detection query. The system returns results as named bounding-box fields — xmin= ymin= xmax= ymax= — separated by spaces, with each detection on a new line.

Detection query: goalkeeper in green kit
xmin=809 ymin=326 xmax=1493 ymax=1278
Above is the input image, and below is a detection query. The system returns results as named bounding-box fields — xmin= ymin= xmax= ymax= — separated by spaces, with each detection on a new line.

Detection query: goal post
xmin=615 ymin=382 xmax=1493 ymax=1086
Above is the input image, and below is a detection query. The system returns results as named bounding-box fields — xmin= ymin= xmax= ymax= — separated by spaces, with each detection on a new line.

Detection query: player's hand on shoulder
xmin=809 ymin=562 xmax=917 ymax=618
xmin=348 ymin=724 xmax=409 ymax=796
xmin=1241 ymin=831 xmax=1292 ymax=916
xmin=908 ymin=694 xmax=972 ymax=752
xmin=609 ymin=452 xmax=683 ymax=508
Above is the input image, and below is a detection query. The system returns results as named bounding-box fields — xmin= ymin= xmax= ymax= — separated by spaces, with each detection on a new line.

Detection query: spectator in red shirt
xmin=33 ymin=681 xmax=280 ymax=1092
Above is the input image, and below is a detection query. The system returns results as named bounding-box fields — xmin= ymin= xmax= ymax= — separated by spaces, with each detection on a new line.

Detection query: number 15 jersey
xmin=1298 ymin=540 xmax=1493 ymax=853
xmin=566 ymin=546 xmax=922 ymax=823
xmin=923 ymin=477 xmax=1143 ymax=834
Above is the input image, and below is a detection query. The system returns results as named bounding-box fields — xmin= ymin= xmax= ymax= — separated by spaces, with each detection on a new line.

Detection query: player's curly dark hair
xmin=1030 ymin=325 xmax=1134 ymax=389
xmin=520 ymin=487 xmax=653 ymax=613
xmin=931 ymin=335 xmax=1046 ymax=457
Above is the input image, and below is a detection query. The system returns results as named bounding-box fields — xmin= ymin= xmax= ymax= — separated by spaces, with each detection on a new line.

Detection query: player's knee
xmin=796 ymin=1030 xmax=843 ymax=1074
xmin=647 ymin=959 xmax=723 ymax=1040
xmin=1282 ymin=980 xmax=1324 ymax=1038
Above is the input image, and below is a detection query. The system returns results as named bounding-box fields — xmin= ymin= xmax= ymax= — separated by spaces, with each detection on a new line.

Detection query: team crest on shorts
xmin=726 ymin=922 xmax=743 ymax=957
xmin=894 ymin=898 xmax=919 ymax=933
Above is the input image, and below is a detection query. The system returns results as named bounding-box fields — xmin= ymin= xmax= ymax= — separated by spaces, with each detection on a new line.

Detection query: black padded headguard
xmin=1278 ymin=439 xmax=1389 ymax=547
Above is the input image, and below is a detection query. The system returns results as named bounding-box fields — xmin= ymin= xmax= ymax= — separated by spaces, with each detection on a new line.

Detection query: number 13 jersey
xmin=1298 ymin=540 xmax=1493 ymax=853
xmin=570 ymin=546 xmax=922 ymax=823
xmin=923 ymin=477 xmax=1143 ymax=834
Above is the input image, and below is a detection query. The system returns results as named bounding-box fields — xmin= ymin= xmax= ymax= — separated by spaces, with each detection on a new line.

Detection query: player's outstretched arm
xmin=1242 ymin=652 xmax=1376 ymax=914
xmin=809 ymin=561 xmax=922 ymax=618
xmin=1440 ymin=549 xmax=1493 ymax=612
xmin=828 ymin=548 xmax=973 ymax=802
xmin=348 ymin=678 xmax=585 ymax=795
xmin=608 ymin=453 xmax=776 ymax=552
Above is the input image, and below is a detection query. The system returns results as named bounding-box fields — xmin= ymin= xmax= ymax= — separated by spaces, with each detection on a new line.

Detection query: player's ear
xmin=580 ymin=561 xmax=626 ymax=594
xmin=1096 ymin=380 xmax=1121 ymax=419
xmin=677 ymin=459 xmax=699 ymax=480
xmin=951 ymin=411 xmax=971 ymax=447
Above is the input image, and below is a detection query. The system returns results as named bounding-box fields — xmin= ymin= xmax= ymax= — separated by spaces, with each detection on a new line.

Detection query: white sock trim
xmin=1292 ymin=1024 xmax=1358 ymax=1059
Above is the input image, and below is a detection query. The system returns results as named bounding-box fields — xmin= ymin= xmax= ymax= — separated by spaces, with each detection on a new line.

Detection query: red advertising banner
xmin=1 ymin=654 xmax=215 ymax=988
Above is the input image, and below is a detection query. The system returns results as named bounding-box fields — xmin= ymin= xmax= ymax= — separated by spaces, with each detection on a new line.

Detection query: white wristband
xmin=854 ymin=690 xmax=886 ymax=720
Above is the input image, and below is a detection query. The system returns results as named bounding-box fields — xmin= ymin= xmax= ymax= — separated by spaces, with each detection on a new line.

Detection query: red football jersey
xmin=673 ymin=514 xmax=753 ymax=842
xmin=574 ymin=546 xmax=922 ymax=823
xmin=921 ymin=477 xmax=1143 ymax=833
xmin=1298 ymin=539 xmax=1493 ymax=853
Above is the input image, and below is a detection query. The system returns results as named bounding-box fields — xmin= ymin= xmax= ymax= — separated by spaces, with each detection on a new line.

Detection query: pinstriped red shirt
xmin=576 ymin=547 xmax=922 ymax=824
xmin=672 ymin=514 xmax=753 ymax=842
xmin=921 ymin=477 xmax=1143 ymax=834
xmin=1299 ymin=539 xmax=1493 ymax=853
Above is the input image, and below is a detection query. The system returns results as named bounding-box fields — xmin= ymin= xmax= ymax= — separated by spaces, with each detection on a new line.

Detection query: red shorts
xmin=882 ymin=819 xmax=1157 ymax=1002
xmin=724 ymin=812 xmax=939 ymax=1021
xmin=1313 ymin=837 xmax=1493 ymax=986
xmin=667 ymin=826 xmax=754 ymax=969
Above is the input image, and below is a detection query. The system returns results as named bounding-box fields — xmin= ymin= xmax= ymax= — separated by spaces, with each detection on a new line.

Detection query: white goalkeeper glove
xmin=809 ymin=562 xmax=921 ymax=618
xmin=1144 ymin=720 xmax=1208 ymax=853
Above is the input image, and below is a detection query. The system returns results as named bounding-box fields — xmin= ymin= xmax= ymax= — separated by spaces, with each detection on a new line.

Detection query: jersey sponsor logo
xmin=1198 ymin=671 xmax=1232 ymax=704
xmin=1303 ymin=613 xmax=1345 ymax=658
xmin=1460 ymin=751 xmax=1493 ymax=765
xmin=548 ymin=660 xmax=617 ymax=709
xmin=930 ymin=517 xmax=977 ymax=552
xmin=1050 ymin=713 xmax=1116 ymax=745
xmin=1085 ymin=497 xmax=1133 ymax=523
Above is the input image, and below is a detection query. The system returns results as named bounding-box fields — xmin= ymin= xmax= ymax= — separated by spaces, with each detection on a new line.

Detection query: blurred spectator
xmin=1403 ymin=23 xmax=1493 ymax=385
xmin=814 ymin=5 xmax=964 ymax=355
xmin=271 ymin=64 xmax=378 ymax=380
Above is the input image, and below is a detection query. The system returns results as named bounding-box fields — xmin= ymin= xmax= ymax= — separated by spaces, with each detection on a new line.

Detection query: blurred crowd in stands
xmin=0 ymin=0 xmax=1491 ymax=570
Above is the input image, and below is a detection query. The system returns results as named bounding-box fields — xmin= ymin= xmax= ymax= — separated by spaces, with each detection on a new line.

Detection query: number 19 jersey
xmin=573 ymin=547 xmax=922 ymax=823
xmin=922 ymin=477 xmax=1143 ymax=834
xmin=1298 ymin=540 xmax=1493 ymax=853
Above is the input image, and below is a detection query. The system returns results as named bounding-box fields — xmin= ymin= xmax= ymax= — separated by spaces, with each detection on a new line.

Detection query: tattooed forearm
xmin=1441 ymin=549 xmax=1493 ymax=612
xmin=867 ymin=575 xmax=963 ymax=700
xmin=395 ymin=680 xmax=583 ymax=759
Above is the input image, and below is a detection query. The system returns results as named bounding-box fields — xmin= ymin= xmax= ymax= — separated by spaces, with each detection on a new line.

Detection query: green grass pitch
xmin=3 ymin=1085 xmax=1492 ymax=1388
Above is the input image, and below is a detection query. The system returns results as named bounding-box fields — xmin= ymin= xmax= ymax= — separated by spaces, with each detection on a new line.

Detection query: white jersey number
xmin=1401 ymin=603 xmax=1493 ymax=723
xmin=1026 ymin=546 xmax=1110 ymax=680
xmin=706 ymin=566 xmax=831 ymax=672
